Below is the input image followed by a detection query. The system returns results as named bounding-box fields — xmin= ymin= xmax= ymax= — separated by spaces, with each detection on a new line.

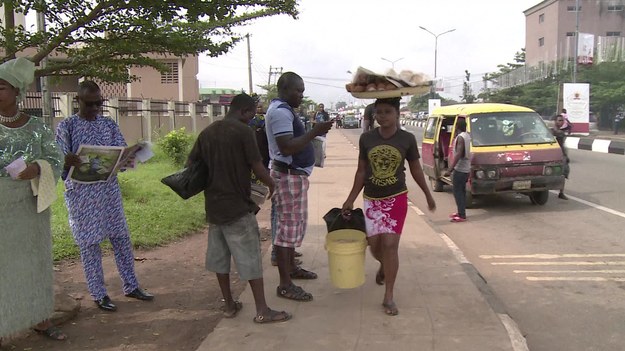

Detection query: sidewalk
xmin=196 ymin=129 xmax=517 ymax=351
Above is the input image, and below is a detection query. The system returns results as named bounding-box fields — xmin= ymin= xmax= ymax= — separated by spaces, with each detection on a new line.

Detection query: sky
xmin=198 ymin=0 xmax=542 ymax=108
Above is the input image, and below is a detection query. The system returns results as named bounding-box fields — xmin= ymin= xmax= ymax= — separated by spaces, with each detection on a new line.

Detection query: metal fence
xmin=22 ymin=93 xmax=227 ymax=143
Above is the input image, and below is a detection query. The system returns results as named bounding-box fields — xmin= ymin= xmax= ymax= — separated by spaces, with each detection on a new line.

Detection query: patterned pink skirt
xmin=363 ymin=192 xmax=408 ymax=237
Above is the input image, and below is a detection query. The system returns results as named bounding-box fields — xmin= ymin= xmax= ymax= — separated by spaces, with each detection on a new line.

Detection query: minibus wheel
xmin=465 ymin=190 xmax=474 ymax=208
xmin=529 ymin=190 xmax=549 ymax=205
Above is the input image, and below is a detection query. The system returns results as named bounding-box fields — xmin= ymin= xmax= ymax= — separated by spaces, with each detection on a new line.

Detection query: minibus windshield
xmin=469 ymin=112 xmax=555 ymax=146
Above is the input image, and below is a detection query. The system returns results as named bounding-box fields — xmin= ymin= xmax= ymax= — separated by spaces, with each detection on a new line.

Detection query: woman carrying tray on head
xmin=341 ymin=97 xmax=436 ymax=316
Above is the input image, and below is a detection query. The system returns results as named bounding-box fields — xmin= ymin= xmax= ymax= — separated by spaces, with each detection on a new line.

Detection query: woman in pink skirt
xmin=342 ymin=97 xmax=436 ymax=316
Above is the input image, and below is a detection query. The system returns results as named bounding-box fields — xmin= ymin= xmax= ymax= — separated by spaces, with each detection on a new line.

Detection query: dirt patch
xmin=2 ymin=206 xmax=271 ymax=351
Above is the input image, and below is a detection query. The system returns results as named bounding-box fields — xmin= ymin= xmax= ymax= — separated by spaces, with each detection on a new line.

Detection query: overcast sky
xmin=199 ymin=0 xmax=540 ymax=107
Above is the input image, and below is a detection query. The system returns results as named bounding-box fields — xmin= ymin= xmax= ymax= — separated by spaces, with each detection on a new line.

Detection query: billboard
xmin=563 ymin=83 xmax=590 ymax=135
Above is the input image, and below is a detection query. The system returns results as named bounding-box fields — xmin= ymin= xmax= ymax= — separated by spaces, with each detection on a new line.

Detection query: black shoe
xmin=125 ymin=288 xmax=154 ymax=301
xmin=95 ymin=296 xmax=117 ymax=312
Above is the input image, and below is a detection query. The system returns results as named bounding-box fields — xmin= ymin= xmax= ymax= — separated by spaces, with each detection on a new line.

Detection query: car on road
xmin=342 ymin=116 xmax=359 ymax=129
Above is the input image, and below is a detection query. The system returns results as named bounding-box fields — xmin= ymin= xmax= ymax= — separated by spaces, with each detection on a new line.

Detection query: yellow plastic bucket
xmin=325 ymin=229 xmax=367 ymax=289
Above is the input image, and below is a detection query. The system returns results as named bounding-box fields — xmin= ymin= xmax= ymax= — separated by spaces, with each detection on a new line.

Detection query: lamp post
xmin=380 ymin=57 xmax=404 ymax=70
xmin=419 ymin=26 xmax=456 ymax=78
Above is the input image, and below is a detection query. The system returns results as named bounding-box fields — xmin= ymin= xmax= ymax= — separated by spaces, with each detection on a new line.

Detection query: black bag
xmin=323 ymin=208 xmax=366 ymax=233
xmin=160 ymin=161 xmax=207 ymax=200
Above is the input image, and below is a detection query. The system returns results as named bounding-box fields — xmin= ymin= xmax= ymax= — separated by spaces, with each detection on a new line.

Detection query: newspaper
xmin=68 ymin=142 xmax=152 ymax=184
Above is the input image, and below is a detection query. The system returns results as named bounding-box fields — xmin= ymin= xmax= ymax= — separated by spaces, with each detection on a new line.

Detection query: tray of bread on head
xmin=346 ymin=67 xmax=432 ymax=99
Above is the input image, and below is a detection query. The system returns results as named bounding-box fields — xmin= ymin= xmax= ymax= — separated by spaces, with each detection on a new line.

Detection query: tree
xmin=335 ymin=101 xmax=347 ymax=110
xmin=0 ymin=0 xmax=298 ymax=82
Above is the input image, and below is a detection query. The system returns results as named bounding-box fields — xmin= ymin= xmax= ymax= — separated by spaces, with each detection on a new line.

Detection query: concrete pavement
xmin=196 ymin=129 xmax=522 ymax=351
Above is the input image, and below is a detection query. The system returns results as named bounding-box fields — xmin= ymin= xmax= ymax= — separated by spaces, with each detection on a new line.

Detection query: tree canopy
xmin=1 ymin=0 xmax=298 ymax=82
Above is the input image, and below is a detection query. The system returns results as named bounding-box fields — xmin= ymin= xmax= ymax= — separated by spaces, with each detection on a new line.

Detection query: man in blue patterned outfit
xmin=56 ymin=81 xmax=154 ymax=312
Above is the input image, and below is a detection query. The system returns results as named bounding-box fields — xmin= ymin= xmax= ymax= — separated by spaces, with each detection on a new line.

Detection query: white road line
xmin=548 ymin=191 xmax=625 ymax=220
xmin=491 ymin=261 xmax=625 ymax=266
xmin=513 ymin=269 xmax=625 ymax=273
xmin=438 ymin=233 xmax=470 ymax=264
xmin=498 ymin=314 xmax=530 ymax=351
xmin=481 ymin=253 xmax=625 ymax=259
xmin=526 ymin=277 xmax=625 ymax=282
xmin=408 ymin=202 xmax=424 ymax=215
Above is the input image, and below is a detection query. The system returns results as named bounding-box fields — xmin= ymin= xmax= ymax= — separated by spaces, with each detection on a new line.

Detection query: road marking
xmin=514 ymin=269 xmax=625 ymax=273
xmin=498 ymin=314 xmax=530 ymax=351
xmin=526 ymin=277 xmax=625 ymax=282
xmin=548 ymin=191 xmax=625 ymax=220
xmin=481 ymin=253 xmax=625 ymax=259
xmin=491 ymin=261 xmax=625 ymax=266
xmin=408 ymin=201 xmax=424 ymax=215
xmin=438 ymin=233 xmax=470 ymax=264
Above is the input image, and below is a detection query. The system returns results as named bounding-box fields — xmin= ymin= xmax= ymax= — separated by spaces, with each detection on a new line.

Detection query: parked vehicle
xmin=421 ymin=103 xmax=565 ymax=207
xmin=342 ymin=116 xmax=360 ymax=129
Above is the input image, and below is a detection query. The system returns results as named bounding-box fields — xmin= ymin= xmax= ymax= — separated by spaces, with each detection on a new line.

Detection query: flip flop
xmin=33 ymin=326 xmax=67 ymax=341
xmin=222 ymin=300 xmax=243 ymax=318
xmin=253 ymin=309 xmax=292 ymax=324
xmin=382 ymin=302 xmax=399 ymax=316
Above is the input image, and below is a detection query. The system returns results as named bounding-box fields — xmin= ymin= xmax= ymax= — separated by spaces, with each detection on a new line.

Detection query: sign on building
xmin=577 ymin=33 xmax=594 ymax=65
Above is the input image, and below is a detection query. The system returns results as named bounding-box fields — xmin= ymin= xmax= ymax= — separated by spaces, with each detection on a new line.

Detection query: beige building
xmin=524 ymin=0 xmax=625 ymax=66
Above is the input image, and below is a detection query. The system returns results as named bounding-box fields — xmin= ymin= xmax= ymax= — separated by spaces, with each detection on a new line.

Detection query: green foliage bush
xmin=158 ymin=128 xmax=194 ymax=166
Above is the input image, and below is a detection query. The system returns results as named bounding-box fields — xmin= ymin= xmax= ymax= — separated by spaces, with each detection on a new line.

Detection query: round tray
xmin=350 ymin=84 xmax=431 ymax=99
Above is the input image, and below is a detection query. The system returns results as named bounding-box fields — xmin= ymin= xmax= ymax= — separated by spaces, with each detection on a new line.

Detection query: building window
xmin=539 ymin=13 xmax=545 ymax=23
xmin=607 ymin=31 xmax=621 ymax=36
xmin=567 ymin=5 xmax=581 ymax=11
xmin=539 ymin=37 xmax=545 ymax=46
xmin=566 ymin=32 xmax=576 ymax=37
xmin=608 ymin=4 xmax=625 ymax=11
xmin=161 ymin=62 xmax=179 ymax=84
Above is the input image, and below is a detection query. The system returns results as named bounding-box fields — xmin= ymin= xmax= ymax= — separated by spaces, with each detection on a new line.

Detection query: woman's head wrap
xmin=0 ymin=57 xmax=36 ymax=103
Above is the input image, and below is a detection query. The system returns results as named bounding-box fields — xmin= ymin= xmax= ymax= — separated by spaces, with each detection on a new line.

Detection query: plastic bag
xmin=323 ymin=208 xmax=366 ymax=233
xmin=160 ymin=160 xmax=207 ymax=199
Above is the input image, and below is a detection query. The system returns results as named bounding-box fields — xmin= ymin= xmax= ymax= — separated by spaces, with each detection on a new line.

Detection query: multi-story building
xmin=524 ymin=0 xmax=625 ymax=67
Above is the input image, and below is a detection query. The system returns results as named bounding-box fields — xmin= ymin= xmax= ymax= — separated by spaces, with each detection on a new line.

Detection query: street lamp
xmin=419 ymin=26 xmax=456 ymax=78
xmin=380 ymin=57 xmax=404 ymax=70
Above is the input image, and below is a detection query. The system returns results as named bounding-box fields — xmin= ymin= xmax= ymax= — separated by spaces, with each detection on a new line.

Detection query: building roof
xmin=523 ymin=0 xmax=557 ymax=15
xmin=199 ymin=88 xmax=243 ymax=95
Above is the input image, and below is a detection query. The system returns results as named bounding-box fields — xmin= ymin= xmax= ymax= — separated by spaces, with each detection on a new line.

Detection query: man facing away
xmin=265 ymin=72 xmax=333 ymax=301
xmin=188 ymin=93 xmax=291 ymax=323
xmin=444 ymin=119 xmax=471 ymax=223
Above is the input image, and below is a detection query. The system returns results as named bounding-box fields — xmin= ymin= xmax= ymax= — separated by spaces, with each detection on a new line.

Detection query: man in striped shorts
xmin=265 ymin=72 xmax=333 ymax=301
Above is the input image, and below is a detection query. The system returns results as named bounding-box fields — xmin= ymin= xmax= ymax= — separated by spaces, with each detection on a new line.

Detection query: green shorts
xmin=205 ymin=213 xmax=263 ymax=281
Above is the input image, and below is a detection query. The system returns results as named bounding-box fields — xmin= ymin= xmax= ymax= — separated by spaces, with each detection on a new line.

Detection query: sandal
xmin=290 ymin=267 xmax=318 ymax=280
xmin=221 ymin=300 xmax=243 ymax=318
xmin=253 ymin=309 xmax=292 ymax=324
xmin=277 ymin=284 xmax=313 ymax=301
xmin=33 ymin=326 xmax=67 ymax=341
xmin=382 ymin=301 xmax=399 ymax=316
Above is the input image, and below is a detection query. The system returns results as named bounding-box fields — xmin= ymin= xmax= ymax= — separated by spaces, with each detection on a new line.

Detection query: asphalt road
xmin=340 ymin=126 xmax=625 ymax=351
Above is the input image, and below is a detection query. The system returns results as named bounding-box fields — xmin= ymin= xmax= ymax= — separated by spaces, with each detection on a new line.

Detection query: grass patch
xmin=51 ymin=148 xmax=206 ymax=261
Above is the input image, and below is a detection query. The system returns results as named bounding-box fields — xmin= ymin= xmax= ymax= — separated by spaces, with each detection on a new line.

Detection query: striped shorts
xmin=270 ymin=169 xmax=309 ymax=248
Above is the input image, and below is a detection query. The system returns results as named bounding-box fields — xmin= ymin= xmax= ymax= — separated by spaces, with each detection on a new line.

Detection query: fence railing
xmin=22 ymin=93 xmax=228 ymax=143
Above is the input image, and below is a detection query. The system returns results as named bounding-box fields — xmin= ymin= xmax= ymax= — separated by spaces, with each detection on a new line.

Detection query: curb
xmin=565 ymin=136 xmax=625 ymax=155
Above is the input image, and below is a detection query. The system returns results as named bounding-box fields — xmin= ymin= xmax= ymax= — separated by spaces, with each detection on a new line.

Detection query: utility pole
xmin=37 ymin=7 xmax=52 ymax=127
xmin=573 ymin=0 xmax=580 ymax=83
xmin=267 ymin=66 xmax=283 ymax=86
xmin=246 ymin=34 xmax=253 ymax=94
xmin=4 ymin=2 xmax=16 ymax=59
